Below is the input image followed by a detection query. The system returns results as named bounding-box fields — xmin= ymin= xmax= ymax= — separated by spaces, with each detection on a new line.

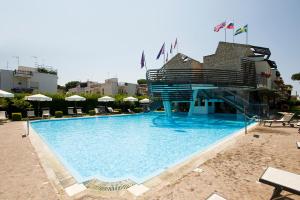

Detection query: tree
xmin=291 ymin=73 xmax=300 ymax=81
xmin=137 ymin=79 xmax=147 ymax=85
xmin=65 ymin=81 xmax=80 ymax=91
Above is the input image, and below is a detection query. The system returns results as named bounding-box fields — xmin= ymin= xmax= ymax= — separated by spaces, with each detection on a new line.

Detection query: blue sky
xmin=0 ymin=0 xmax=299 ymax=94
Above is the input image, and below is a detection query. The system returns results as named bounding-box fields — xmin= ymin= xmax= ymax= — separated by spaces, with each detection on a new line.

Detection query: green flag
xmin=234 ymin=24 xmax=248 ymax=36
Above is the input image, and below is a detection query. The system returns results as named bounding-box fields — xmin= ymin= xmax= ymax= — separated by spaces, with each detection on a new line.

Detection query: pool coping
xmin=26 ymin=114 xmax=258 ymax=198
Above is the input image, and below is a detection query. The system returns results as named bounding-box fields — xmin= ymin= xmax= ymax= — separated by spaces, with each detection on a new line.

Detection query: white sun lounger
xmin=259 ymin=167 xmax=300 ymax=198
xmin=27 ymin=110 xmax=35 ymax=118
xmin=67 ymin=108 xmax=75 ymax=116
xmin=263 ymin=113 xmax=295 ymax=127
xmin=206 ymin=193 xmax=227 ymax=200
xmin=0 ymin=111 xmax=8 ymax=123
xmin=76 ymin=108 xmax=83 ymax=116
xmin=42 ymin=110 xmax=50 ymax=118
xmin=107 ymin=107 xmax=119 ymax=114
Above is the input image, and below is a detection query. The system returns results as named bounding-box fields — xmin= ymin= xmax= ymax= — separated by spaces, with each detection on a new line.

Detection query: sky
xmin=0 ymin=0 xmax=299 ymax=94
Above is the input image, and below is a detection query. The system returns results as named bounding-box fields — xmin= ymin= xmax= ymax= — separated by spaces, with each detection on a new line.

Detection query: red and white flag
xmin=214 ymin=22 xmax=226 ymax=32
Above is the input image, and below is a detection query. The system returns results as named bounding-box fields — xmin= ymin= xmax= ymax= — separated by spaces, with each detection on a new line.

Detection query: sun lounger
xmin=297 ymin=142 xmax=300 ymax=149
xmin=0 ymin=111 xmax=8 ymax=123
xmin=42 ymin=110 xmax=50 ymax=118
xmin=206 ymin=193 xmax=227 ymax=200
xmin=76 ymin=108 xmax=83 ymax=116
xmin=107 ymin=107 xmax=119 ymax=114
xmin=128 ymin=109 xmax=134 ymax=113
xmin=263 ymin=113 xmax=295 ymax=127
xmin=259 ymin=167 xmax=300 ymax=199
xmin=67 ymin=107 xmax=75 ymax=116
xmin=27 ymin=110 xmax=35 ymax=118
xmin=94 ymin=108 xmax=100 ymax=115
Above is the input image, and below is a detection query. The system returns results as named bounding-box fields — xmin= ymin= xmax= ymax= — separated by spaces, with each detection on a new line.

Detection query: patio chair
xmin=259 ymin=167 xmax=300 ymax=199
xmin=76 ymin=108 xmax=83 ymax=116
xmin=67 ymin=107 xmax=76 ymax=116
xmin=27 ymin=110 xmax=36 ymax=118
xmin=263 ymin=113 xmax=295 ymax=127
xmin=0 ymin=111 xmax=8 ymax=123
xmin=42 ymin=109 xmax=50 ymax=118
xmin=206 ymin=193 xmax=227 ymax=200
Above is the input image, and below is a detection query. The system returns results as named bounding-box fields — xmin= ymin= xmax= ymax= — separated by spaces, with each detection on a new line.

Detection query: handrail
xmin=146 ymin=68 xmax=256 ymax=88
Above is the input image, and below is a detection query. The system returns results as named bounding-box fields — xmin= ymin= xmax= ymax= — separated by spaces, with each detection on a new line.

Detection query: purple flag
xmin=174 ymin=38 xmax=178 ymax=48
xmin=156 ymin=43 xmax=165 ymax=60
xmin=141 ymin=51 xmax=145 ymax=68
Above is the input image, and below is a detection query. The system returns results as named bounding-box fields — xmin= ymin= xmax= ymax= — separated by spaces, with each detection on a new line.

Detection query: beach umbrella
xmin=98 ymin=96 xmax=115 ymax=102
xmin=0 ymin=90 xmax=14 ymax=98
xmin=25 ymin=94 xmax=52 ymax=116
xmin=139 ymin=98 xmax=150 ymax=104
xmin=65 ymin=95 xmax=86 ymax=110
xmin=123 ymin=96 xmax=138 ymax=102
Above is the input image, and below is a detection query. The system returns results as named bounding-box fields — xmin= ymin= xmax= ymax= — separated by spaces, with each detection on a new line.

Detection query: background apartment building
xmin=68 ymin=78 xmax=139 ymax=96
xmin=0 ymin=66 xmax=58 ymax=93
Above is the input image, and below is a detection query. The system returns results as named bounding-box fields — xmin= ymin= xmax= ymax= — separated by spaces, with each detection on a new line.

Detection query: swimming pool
xmin=30 ymin=113 xmax=249 ymax=183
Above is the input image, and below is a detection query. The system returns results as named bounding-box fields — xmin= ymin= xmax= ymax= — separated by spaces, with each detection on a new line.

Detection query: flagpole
xmin=225 ymin=20 xmax=227 ymax=42
xmin=246 ymin=25 xmax=248 ymax=44
xmin=233 ymin=19 xmax=235 ymax=43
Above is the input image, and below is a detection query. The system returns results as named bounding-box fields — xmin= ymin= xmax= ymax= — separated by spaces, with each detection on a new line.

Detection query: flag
xmin=234 ymin=24 xmax=248 ymax=35
xmin=174 ymin=38 xmax=178 ymax=49
xmin=226 ymin=22 xmax=234 ymax=29
xmin=166 ymin=52 xmax=169 ymax=62
xmin=214 ymin=21 xmax=226 ymax=32
xmin=156 ymin=43 xmax=165 ymax=60
xmin=170 ymin=43 xmax=173 ymax=54
xmin=140 ymin=51 xmax=145 ymax=68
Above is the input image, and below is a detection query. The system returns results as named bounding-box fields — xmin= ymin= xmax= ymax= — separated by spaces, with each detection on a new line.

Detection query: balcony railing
xmin=13 ymin=70 xmax=33 ymax=77
xmin=146 ymin=68 xmax=257 ymax=88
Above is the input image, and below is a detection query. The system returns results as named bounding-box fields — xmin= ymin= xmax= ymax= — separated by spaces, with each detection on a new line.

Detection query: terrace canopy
xmin=98 ymin=96 xmax=115 ymax=102
xmin=0 ymin=90 xmax=14 ymax=98
xmin=123 ymin=96 xmax=138 ymax=102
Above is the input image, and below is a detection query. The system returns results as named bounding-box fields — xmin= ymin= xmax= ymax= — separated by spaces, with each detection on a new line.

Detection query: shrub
xmin=12 ymin=113 xmax=22 ymax=121
xmin=133 ymin=107 xmax=143 ymax=113
xmin=55 ymin=111 xmax=63 ymax=118
xmin=89 ymin=110 xmax=96 ymax=116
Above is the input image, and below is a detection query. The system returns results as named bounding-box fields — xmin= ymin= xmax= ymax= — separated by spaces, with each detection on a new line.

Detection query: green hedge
xmin=89 ymin=110 xmax=96 ymax=116
xmin=133 ymin=107 xmax=143 ymax=113
xmin=12 ymin=113 xmax=22 ymax=121
xmin=55 ymin=111 xmax=63 ymax=118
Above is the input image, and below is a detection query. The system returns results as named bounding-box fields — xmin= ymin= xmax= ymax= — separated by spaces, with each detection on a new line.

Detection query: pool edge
xmin=26 ymin=119 xmax=258 ymax=198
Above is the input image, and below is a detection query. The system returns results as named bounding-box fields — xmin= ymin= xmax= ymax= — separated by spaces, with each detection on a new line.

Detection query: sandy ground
xmin=0 ymin=121 xmax=59 ymax=200
xmin=137 ymin=125 xmax=300 ymax=200
xmin=1 ymin=121 xmax=299 ymax=200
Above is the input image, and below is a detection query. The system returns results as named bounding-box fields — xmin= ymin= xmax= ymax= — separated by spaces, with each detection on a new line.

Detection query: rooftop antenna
xmin=13 ymin=56 xmax=20 ymax=67
xmin=32 ymin=56 xmax=38 ymax=67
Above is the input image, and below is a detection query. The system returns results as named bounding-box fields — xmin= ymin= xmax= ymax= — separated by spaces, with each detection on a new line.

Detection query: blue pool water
xmin=31 ymin=113 xmax=248 ymax=183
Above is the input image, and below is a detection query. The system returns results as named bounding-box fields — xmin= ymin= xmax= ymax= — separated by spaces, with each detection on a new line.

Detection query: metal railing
xmin=13 ymin=70 xmax=33 ymax=77
xmin=147 ymin=68 xmax=256 ymax=88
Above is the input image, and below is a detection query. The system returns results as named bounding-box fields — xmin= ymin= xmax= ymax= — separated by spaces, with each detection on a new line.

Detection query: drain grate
xmin=84 ymin=179 xmax=136 ymax=191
